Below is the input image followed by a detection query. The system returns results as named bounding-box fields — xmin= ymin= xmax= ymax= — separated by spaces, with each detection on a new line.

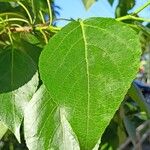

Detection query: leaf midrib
xmin=80 ymin=21 xmax=90 ymax=149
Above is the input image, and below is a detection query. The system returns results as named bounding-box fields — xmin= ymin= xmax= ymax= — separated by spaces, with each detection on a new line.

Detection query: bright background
xmin=54 ymin=0 xmax=150 ymax=26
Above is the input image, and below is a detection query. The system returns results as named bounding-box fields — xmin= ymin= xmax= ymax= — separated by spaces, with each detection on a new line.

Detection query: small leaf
xmin=115 ymin=0 xmax=135 ymax=17
xmin=24 ymin=85 xmax=80 ymax=150
xmin=82 ymin=0 xmax=96 ymax=10
xmin=39 ymin=17 xmax=141 ymax=149
xmin=108 ymin=0 xmax=115 ymax=6
xmin=123 ymin=116 xmax=136 ymax=145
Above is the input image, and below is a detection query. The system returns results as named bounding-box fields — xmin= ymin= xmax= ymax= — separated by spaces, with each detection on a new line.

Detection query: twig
xmin=46 ymin=0 xmax=52 ymax=25
xmin=17 ymin=1 xmax=33 ymax=24
xmin=132 ymin=0 xmax=150 ymax=14
xmin=0 ymin=18 xmax=30 ymax=25
xmin=9 ymin=25 xmax=61 ymax=33
xmin=116 ymin=15 xmax=150 ymax=23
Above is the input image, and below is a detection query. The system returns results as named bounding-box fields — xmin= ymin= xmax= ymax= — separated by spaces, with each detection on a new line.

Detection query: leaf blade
xmin=82 ymin=0 xmax=96 ymax=10
xmin=39 ymin=17 xmax=141 ymax=149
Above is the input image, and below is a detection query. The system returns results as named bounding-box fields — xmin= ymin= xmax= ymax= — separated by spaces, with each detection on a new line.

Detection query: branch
xmin=9 ymin=24 xmax=61 ymax=33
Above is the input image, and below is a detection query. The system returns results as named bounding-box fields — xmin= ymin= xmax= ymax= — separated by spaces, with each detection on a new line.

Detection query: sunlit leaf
xmin=24 ymin=85 xmax=80 ymax=150
xmin=39 ymin=18 xmax=141 ymax=149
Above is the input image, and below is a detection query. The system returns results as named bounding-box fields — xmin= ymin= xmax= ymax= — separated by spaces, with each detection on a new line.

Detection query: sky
xmin=54 ymin=0 xmax=150 ymax=26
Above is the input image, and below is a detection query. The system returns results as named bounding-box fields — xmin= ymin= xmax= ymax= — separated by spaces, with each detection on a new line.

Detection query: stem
xmin=9 ymin=25 xmax=61 ymax=33
xmin=46 ymin=0 xmax=52 ymax=25
xmin=11 ymin=24 xmax=22 ymax=28
xmin=53 ymin=18 xmax=74 ymax=22
xmin=8 ymin=28 xmax=13 ymax=45
xmin=116 ymin=15 xmax=150 ymax=23
xmin=17 ymin=1 xmax=33 ymax=24
xmin=39 ymin=11 xmax=46 ymax=24
xmin=0 ymin=12 xmax=25 ymax=18
xmin=40 ymin=29 xmax=48 ymax=44
xmin=36 ymin=25 xmax=61 ymax=31
xmin=0 ymin=18 xmax=30 ymax=25
xmin=133 ymin=0 xmax=150 ymax=14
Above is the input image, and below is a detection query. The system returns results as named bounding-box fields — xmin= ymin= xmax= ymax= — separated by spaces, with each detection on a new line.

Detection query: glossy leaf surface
xmin=0 ymin=72 xmax=39 ymax=141
xmin=24 ymin=85 xmax=80 ymax=150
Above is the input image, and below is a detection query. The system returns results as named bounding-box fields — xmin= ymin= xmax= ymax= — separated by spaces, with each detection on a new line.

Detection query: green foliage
xmin=108 ymin=0 xmax=115 ymax=6
xmin=115 ymin=0 xmax=135 ymax=17
xmin=0 ymin=0 xmax=150 ymax=149
xmin=82 ymin=0 xmax=96 ymax=9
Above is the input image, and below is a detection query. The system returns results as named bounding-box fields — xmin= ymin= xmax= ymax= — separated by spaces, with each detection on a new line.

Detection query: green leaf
xmin=39 ymin=17 xmax=141 ymax=149
xmin=24 ymin=85 xmax=80 ymax=150
xmin=115 ymin=0 xmax=135 ymax=17
xmin=128 ymin=82 xmax=150 ymax=116
xmin=108 ymin=0 xmax=115 ymax=6
xmin=0 ymin=44 xmax=38 ymax=93
xmin=0 ymin=121 xmax=8 ymax=139
xmin=82 ymin=0 xmax=96 ymax=10
xmin=123 ymin=116 xmax=136 ymax=145
xmin=0 ymin=39 xmax=41 ymax=141
xmin=0 ymin=72 xmax=39 ymax=142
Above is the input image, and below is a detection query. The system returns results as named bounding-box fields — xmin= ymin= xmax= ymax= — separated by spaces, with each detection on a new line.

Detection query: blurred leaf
xmin=0 ymin=2 xmax=13 ymax=13
xmin=115 ymin=0 xmax=135 ymax=17
xmin=13 ymin=37 xmax=42 ymax=63
xmin=19 ymin=32 xmax=40 ymax=45
xmin=117 ymin=124 xmax=127 ymax=145
xmin=0 ymin=0 xmax=17 ymax=2
xmin=128 ymin=82 xmax=150 ymax=116
xmin=82 ymin=0 xmax=96 ymax=10
xmin=108 ymin=0 xmax=115 ymax=6
xmin=31 ymin=0 xmax=48 ymax=21
xmin=136 ymin=22 xmax=150 ymax=37
xmin=100 ymin=120 xmax=119 ymax=150
xmin=123 ymin=116 xmax=136 ymax=145
xmin=134 ymin=112 xmax=148 ymax=121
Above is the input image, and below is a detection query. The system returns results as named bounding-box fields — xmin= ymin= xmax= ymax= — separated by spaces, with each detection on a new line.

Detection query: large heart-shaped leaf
xmin=39 ymin=17 xmax=141 ymax=149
